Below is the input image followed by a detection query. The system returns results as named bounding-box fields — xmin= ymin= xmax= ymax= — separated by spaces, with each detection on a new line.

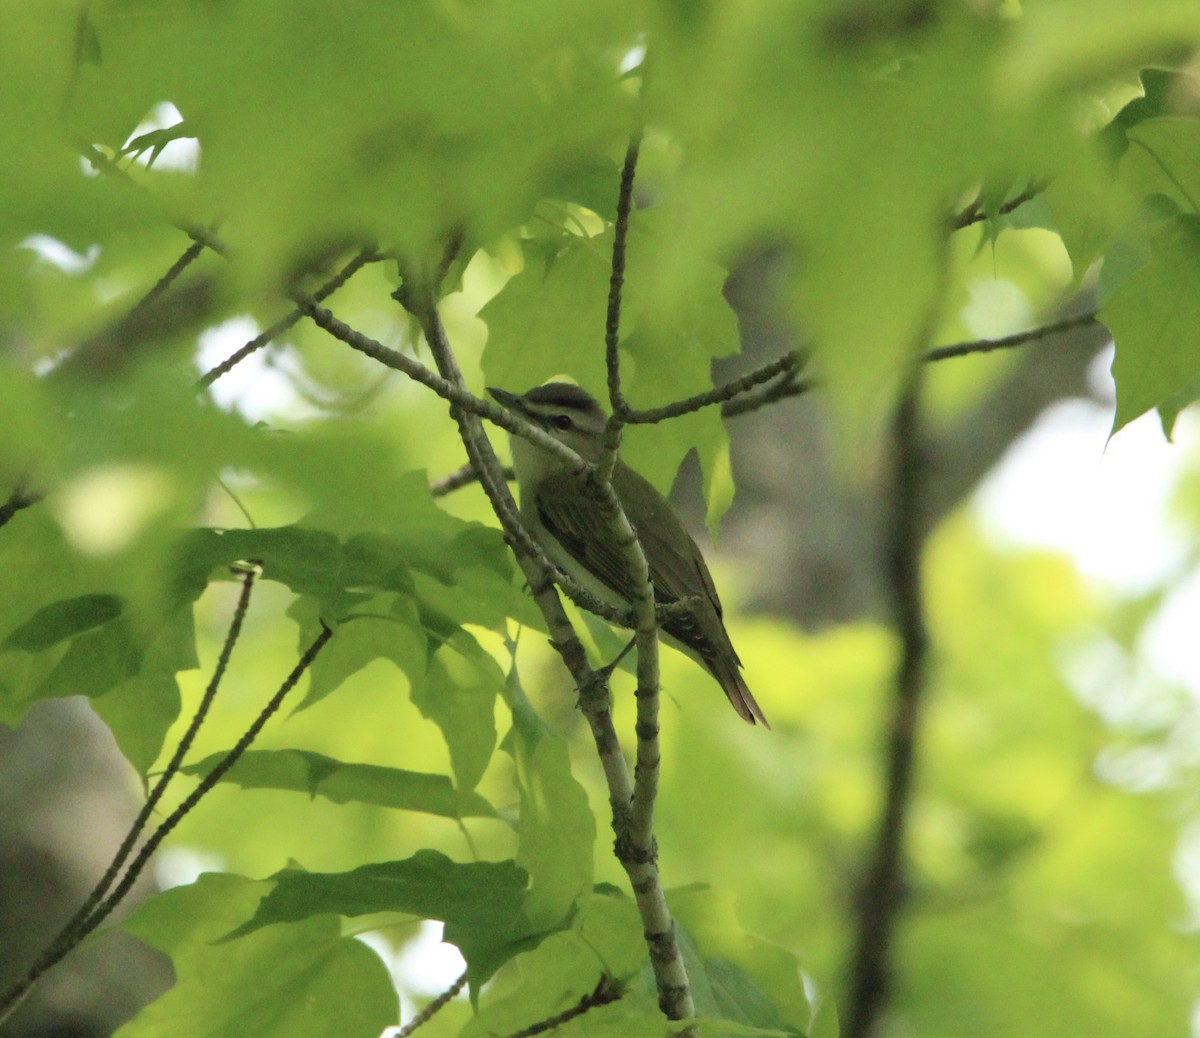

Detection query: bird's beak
xmin=487 ymin=386 xmax=522 ymax=413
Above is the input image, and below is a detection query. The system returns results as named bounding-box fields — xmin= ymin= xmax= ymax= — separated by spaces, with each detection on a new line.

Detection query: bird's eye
xmin=551 ymin=414 xmax=573 ymax=431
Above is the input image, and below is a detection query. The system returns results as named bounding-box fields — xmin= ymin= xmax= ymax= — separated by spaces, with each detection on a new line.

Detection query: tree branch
xmin=923 ymin=311 xmax=1100 ymax=362
xmin=501 ymin=975 xmax=622 ymax=1038
xmin=0 ymin=484 xmax=43 ymax=531
xmin=844 ymin=377 xmax=931 ymax=1038
xmin=394 ymin=969 xmax=468 ymax=1036
xmin=951 ymin=182 xmax=1046 ymax=231
xmin=604 ymin=132 xmax=642 ymax=424
xmin=595 ymin=136 xmax=695 ymax=1026
xmin=299 ymin=295 xmax=585 ymax=471
xmin=197 ymin=249 xmax=381 ymax=388
xmin=41 ymin=566 xmax=258 ymax=963
xmin=138 ymin=239 xmax=208 ymax=312
xmin=629 ymin=349 xmax=808 ymax=424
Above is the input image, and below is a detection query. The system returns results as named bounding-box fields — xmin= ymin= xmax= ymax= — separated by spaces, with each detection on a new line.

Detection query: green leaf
xmin=1120 ymin=117 xmax=1200 ymax=213
xmin=230 ymin=853 xmax=525 ymax=934
xmin=228 ymin=850 xmax=535 ymax=986
xmin=411 ymin=633 xmax=501 ymax=792
xmin=32 ymin=615 xmax=142 ymax=703
xmin=505 ymin=698 xmax=596 ymax=933
xmin=1156 ymin=369 xmax=1200 ymax=438
xmin=480 ymin=233 xmax=612 ymax=396
xmin=1101 ymin=214 xmax=1200 ymax=432
xmin=462 ymin=892 xmax=658 ymax=1038
xmin=119 ymin=873 xmax=397 ymax=1038
xmin=297 ymin=607 xmax=427 ymax=711
xmin=92 ymin=606 xmax=197 ymax=775
xmin=1 ymin=593 xmax=124 ymax=651
xmin=181 ymin=748 xmax=496 ymax=820
xmin=670 ymin=885 xmax=810 ymax=1035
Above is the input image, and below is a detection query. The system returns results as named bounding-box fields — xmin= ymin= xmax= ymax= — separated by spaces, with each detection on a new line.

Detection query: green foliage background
xmin=3 ymin=1 xmax=1200 ymax=1035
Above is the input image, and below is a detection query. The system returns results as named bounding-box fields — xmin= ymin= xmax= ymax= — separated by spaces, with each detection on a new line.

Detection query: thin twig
xmin=0 ymin=622 xmax=333 ymax=1026
xmin=433 ymin=228 xmax=467 ymax=295
xmin=35 ymin=566 xmax=258 ymax=970
xmin=502 ymin=975 xmax=623 ymax=1038
xmin=137 ymin=240 xmax=208 ymax=313
xmin=0 ymin=485 xmax=43 ymax=531
xmin=394 ymin=969 xmax=468 ymax=1036
xmin=297 ymin=295 xmax=585 ymax=472
xmin=721 ymin=372 xmax=815 ymax=417
xmin=604 ymin=132 xmax=643 ymax=423
xmin=196 ymin=249 xmax=380 ymax=388
xmin=431 ymin=462 xmax=489 ymax=497
xmin=844 ymin=378 xmax=930 ymax=1038
xmin=629 ymin=350 xmax=807 ymax=424
xmin=951 ymin=182 xmax=1046 ymax=231
xmin=923 ymin=311 xmax=1100 ymax=362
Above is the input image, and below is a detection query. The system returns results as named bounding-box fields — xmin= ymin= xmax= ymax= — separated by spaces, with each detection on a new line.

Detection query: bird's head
xmin=488 ymin=382 xmax=608 ymax=464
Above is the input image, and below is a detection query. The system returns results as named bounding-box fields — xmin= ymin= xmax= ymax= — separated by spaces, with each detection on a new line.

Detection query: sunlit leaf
xmin=181 ymin=748 xmax=496 ymax=820
xmin=119 ymin=873 xmax=397 ymax=1038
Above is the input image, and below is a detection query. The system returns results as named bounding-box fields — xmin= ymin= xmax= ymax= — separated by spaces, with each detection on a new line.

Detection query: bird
xmin=488 ymin=382 xmax=768 ymax=726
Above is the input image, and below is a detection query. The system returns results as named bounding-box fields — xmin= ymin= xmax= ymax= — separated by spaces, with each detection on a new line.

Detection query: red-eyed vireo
xmin=488 ymin=382 xmax=768 ymax=727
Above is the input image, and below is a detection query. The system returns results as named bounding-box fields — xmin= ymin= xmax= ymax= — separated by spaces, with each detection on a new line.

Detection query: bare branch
xmin=623 ymin=349 xmax=808 ymax=424
xmin=844 ymin=379 xmax=930 ymax=1038
xmin=394 ymin=969 xmax=468 ymax=1036
xmin=52 ymin=565 xmax=257 ymax=953
xmin=138 ymin=239 xmax=208 ymax=312
xmin=0 ymin=485 xmax=43 ymax=531
xmin=951 ymin=181 xmax=1046 ymax=231
xmin=501 ymin=975 xmax=622 ymax=1038
xmin=721 ymin=371 xmax=815 ymax=417
xmin=604 ymin=132 xmax=642 ymax=421
xmin=923 ymin=311 xmax=1101 ymax=363
xmin=197 ymin=249 xmax=381 ymax=388
xmin=298 ymin=295 xmax=585 ymax=471
xmin=431 ymin=461 xmax=487 ymax=497
xmin=591 ymin=133 xmax=695 ymax=1027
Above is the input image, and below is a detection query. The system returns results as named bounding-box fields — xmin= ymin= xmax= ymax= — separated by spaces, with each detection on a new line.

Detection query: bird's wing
xmin=533 ymin=471 xmax=641 ymax=604
xmin=537 ymin=464 xmax=762 ymax=724
xmin=611 ymin=465 xmax=743 ymax=667
xmin=535 ymin=465 xmax=735 ymax=648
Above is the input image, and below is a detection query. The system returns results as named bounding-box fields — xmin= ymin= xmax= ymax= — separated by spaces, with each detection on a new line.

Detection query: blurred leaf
xmin=671 ymin=886 xmax=808 ymax=1035
xmin=181 ymin=748 xmax=496 ymax=819
xmin=1 ymin=593 xmax=124 ymax=651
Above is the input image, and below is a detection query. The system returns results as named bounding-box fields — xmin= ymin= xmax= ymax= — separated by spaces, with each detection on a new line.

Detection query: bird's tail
xmin=710 ymin=655 xmax=770 ymax=728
